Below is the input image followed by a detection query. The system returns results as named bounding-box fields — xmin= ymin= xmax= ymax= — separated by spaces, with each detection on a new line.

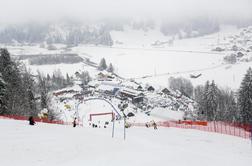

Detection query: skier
xmin=28 ymin=116 xmax=35 ymax=125
xmin=73 ymin=117 xmax=77 ymax=127
xmin=145 ymin=122 xmax=149 ymax=128
xmin=153 ymin=121 xmax=157 ymax=130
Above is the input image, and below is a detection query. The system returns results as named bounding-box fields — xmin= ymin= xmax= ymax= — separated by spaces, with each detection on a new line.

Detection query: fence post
xmin=220 ymin=122 xmax=222 ymax=134
xmin=239 ymin=124 xmax=241 ymax=138
xmin=233 ymin=125 xmax=235 ymax=136
xmin=214 ymin=121 xmax=217 ymax=132
xmin=112 ymin=116 xmax=115 ymax=138
xmin=228 ymin=124 xmax=231 ymax=136
xmin=224 ymin=122 xmax=227 ymax=134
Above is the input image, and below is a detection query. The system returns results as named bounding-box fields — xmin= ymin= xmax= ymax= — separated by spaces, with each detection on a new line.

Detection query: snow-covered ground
xmin=3 ymin=25 xmax=251 ymax=90
xmin=0 ymin=119 xmax=251 ymax=166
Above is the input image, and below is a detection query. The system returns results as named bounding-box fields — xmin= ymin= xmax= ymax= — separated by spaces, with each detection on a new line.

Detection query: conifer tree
xmin=0 ymin=73 xmax=6 ymax=114
xmin=107 ymin=63 xmax=114 ymax=73
xmin=22 ymin=68 xmax=37 ymax=116
xmin=200 ymin=81 xmax=210 ymax=120
xmin=66 ymin=73 xmax=73 ymax=86
xmin=207 ymin=80 xmax=219 ymax=121
xmin=197 ymin=80 xmax=220 ymax=121
xmin=0 ymin=48 xmax=37 ymax=116
xmin=0 ymin=49 xmax=23 ymax=115
xmin=98 ymin=58 xmax=107 ymax=71
xmin=37 ymin=72 xmax=49 ymax=110
xmin=238 ymin=67 xmax=252 ymax=124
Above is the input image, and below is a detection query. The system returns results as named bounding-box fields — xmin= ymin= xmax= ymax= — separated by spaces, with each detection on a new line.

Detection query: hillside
xmin=1 ymin=25 xmax=252 ymax=124
xmin=2 ymin=25 xmax=251 ymax=90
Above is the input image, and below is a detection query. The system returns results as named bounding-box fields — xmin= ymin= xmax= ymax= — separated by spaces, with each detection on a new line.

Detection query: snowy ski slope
xmin=0 ymin=119 xmax=251 ymax=166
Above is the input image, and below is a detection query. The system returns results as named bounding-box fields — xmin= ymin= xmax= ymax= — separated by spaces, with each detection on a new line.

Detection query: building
xmin=147 ymin=86 xmax=155 ymax=92
xmin=161 ymin=88 xmax=171 ymax=95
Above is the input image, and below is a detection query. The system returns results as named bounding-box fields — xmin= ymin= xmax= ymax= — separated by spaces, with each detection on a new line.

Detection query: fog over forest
xmin=0 ymin=0 xmax=252 ymax=24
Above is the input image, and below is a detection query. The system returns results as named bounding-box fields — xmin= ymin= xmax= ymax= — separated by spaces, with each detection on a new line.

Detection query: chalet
xmin=88 ymin=81 xmax=99 ymax=89
xmin=132 ymin=96 xmax=144 ymax=104
xmin=97 ymin=72 xmax=114 ymax=81
xmin=97 ymin=84 xmax=120 ymax=96
xmin=147 ymin=86 xmax=155 ymax=92
xmin=121 ymin=80 xmax=140 ymax=90
xmin=119 ymin=89 xmax=137 ymax=99
xmin=237 ymin=52 xmax=244 ymax=58
xmin=132 ymin=92 xmax=145 ymax=104
xmin=127 ymin=112 xmax=135 ymax=117
xmin=137 ymin=85 xmax=143 ymax=91
xmin=161 ymin=88 xmax=171 ymax=95
xmin=75 ymin=71 xmax=80 ymax=77
xmin=97 ymin=72 xmax=106 ymax=80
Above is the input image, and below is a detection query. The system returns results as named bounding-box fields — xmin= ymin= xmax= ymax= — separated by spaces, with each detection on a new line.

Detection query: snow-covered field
xmin=4 ymin=25 xmax=251 ymax=90
xmin=0 ymin=119 xmax=251 ymax=166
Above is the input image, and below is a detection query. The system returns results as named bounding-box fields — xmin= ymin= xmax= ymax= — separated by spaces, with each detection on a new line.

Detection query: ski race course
xmin=0 ymin=119 xmax=252 ymax=166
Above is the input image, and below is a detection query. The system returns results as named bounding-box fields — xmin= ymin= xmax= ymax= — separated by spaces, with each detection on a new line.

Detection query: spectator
xmin=73 ymin=117 xmax=77 ymax=127
xmin=28 ymin=116 xmax=35 ymax=125
xmin=153 ymin=121 xmax=157 ymax=130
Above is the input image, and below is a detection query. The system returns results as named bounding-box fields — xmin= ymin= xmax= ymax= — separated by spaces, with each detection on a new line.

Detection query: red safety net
xmin=1 ymin=115 xmax=251 ymax=139
xmin=0 ymin=115 xmax=65 ymax=125
xmin=130 ymin=120 xmax=252 ymax=139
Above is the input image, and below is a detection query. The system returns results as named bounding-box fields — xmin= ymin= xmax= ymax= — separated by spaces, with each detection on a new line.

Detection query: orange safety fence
xmin=176 ymin=120 xmax=208 ymax=126
xmin=0 ymin=115 xmax=66 ymax=125
xmin=130 ymin=120 xmax=252 ymax=139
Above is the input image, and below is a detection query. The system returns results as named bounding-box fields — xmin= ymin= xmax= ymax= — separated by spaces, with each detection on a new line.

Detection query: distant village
xmin=52 ymin=69 xmax=195 ymax=120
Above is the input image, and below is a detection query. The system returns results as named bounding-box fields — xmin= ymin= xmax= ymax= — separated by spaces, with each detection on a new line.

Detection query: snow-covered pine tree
xmin=0 ymin=48 xmax=36 ymax=115
xmin=46 ymin=74 xmax=51 ymax=81
xmin=98 ymin=58 xmax=107 ymax=71
xmin=99 ymin=31 xmax=113 ymax=46
xmin=199 ymin=80 xmax=210 ymax=120
xmin=79 ymin=71 xmax=91 ymax=85
xmin=66 ymin=73 xmax=70 ymax=84
xmin=207 ymin=80 xmax=220 ymax=121
xmin=217 ymin=89 xmax=238 ymax=122
xmin=238 ymin=67 xmax=252 ymax=124
xmin=107 ymin=63 xmax=114 ymax=73
xmin=0 ymin=73 xmax=6 ymax=114
xmin=0 ymin=49 xmax=12 ymax=72
xmin=0 ymin=49 xmax=21 ymax=114
xmin=168 ymin=77 xmax=193 ymax=98
xmin=194 ymin=85 xmax=205 ymax=119
xmin=21 ymin=68 xmax=37 ymax=116
xmin=37 ymin=72 xmax=49 ymax=110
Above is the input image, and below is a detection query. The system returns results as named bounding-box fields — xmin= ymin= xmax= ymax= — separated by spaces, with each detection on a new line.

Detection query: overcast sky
xmin=0 ymin=0 xmax=252 ymax=23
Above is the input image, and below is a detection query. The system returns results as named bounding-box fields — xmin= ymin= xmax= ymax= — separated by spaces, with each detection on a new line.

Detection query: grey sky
xmin=0 ymin=0 xmax=252 ymax=23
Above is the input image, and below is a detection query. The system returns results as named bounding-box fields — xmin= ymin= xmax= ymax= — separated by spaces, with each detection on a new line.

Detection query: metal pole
xmin=112 ymin=116 xmax=115 ymax=138
xmin=214 ymin=121 xmax=216 ymax=132
xmin=124 ymin=117 xmax=126 ymax=140
xmin=76 ymin=102 xmax=79 ymax=126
